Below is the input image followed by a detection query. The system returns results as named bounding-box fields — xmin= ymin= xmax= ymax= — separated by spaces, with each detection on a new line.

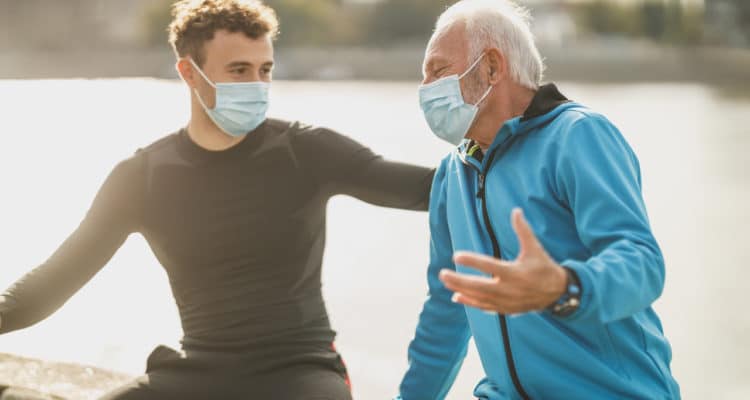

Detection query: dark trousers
xmin=99 ymin=344 xmax=353 ymax=400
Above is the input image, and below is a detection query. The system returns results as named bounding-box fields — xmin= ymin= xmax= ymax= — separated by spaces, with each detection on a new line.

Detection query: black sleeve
xmin=293 ymin=124 xmax=435 ymax=211
xmin=0 ymin=153 xmax=145 ymax=334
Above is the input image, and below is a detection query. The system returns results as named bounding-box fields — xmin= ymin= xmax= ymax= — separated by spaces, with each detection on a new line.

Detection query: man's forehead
xmin=424 ymin=22 xmax=467 ymax=67
xmin=203 ymin=31 xmax=274 ymax=66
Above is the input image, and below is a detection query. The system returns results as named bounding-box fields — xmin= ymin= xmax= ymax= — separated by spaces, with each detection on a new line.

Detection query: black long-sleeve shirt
xmin=0 ymin=119 xmax=433 ymax=355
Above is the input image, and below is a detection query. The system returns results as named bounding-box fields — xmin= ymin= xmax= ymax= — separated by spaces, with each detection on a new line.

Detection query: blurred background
xmin=0 ymin=0 xmax=748 ymax=399
xmin=1 ymin=0 xmax=749 ymax=82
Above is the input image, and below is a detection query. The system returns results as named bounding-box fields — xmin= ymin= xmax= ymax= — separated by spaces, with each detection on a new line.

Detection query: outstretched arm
xmin=294 ymin=125 xmax=435 ymax=211
xmin=0 ymin=154 xmax=145 ymax=334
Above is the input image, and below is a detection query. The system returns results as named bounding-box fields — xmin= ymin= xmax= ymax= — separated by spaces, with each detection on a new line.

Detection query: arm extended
xmin=0 ymin=155 xmax=144 ymax=334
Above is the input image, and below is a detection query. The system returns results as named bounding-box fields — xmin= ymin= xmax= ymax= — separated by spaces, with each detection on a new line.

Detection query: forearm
xmin=401 ymin=177 xmax=469 ymax=399
xmin=0 ymin=265 xmax=77 ymax=334
xmin=561 ymin=238 xmax=664 ymax=324
xmin=0 ymin=221 xmax=129 ymax=334
xmin=0 ymin=156 xmax=142 ymax=334
xmin=400 ymin=296 xmax=471 ymax=400
xmin=338 ymin=157 xmax=434 ymax=211
xmin=555 ymin=115 xmax=665 ymax=323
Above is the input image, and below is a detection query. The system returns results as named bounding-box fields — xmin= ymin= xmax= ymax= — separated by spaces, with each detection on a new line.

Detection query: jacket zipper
xmin=474 ymin=145 xmax=532 ymax=400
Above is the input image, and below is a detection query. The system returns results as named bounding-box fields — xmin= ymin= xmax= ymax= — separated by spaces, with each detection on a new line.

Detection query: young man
xmin=0 ymin=1 xmax=433 ymax=399
xmin=397 ymin=1 xmax=680 ymax=399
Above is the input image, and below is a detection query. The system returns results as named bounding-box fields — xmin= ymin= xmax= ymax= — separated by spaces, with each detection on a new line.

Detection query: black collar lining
xmin=521 ymin=83 xmax=569 ymax=122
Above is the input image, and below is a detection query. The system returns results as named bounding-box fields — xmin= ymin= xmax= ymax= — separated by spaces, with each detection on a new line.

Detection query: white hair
xmin=433 ymin=0 xmax=545 ymax=90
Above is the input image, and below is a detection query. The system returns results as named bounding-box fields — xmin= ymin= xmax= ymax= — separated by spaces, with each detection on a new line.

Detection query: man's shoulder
xmin=547 ymin=105 xmax=634 ymax=164
xmin=134 ymin=130 xmax=182 ymax=157
xmin=534 ymin=104 xmax=623 ymax=152
xmin=264 ymin=117 xmax=297 ymax=132
xmin=111 ymin=130 xmax=182 ymax=174
xmin=551 ymin=104 xmax=613 ymax=132
xmin=431 ymin=152 xmax=460 ymax=191
xmin=266 ymin=118 xmax=338 ymax=138
xmin=261 ymin=118 xmax=335 ymax=145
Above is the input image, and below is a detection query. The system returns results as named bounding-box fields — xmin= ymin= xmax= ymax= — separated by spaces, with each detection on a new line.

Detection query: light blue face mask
xmin=190 ymin=58 xmax=270 ymax=138
xmin=419 ymin=53 xmax=493 ymax=146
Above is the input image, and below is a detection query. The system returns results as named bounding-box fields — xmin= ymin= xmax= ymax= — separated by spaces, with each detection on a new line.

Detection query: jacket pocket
xmin=600 ymin=325 xmax=630 ymax=379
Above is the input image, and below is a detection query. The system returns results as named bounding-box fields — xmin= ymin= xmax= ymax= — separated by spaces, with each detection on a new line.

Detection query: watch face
xmin=549 ymin=271 xmax=582 ymax=317
xmin=551 ymin=300 xmax=578 ymax=317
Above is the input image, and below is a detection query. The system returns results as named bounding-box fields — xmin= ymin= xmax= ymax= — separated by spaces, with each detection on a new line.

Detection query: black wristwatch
xmin=547 ymin=268 xmax=582 ymax=317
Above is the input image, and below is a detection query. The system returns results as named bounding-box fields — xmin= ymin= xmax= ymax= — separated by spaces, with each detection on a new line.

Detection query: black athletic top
xmin=0 ymin=119 xmax=433 ymax=356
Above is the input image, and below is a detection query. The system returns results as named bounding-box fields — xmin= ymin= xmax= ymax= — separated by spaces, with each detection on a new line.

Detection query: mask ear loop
xmin=188 ymin=58 xmax=218 ymax=111
xmin=188 ymin=58 xmax=217 ymax=88
xmin=459 ymin=52 xmax=486 ymax=80
xmin=474 ymin=83 xmax=493 ymax=106
xmin=459 ymin=52 xmax=494 ymax=107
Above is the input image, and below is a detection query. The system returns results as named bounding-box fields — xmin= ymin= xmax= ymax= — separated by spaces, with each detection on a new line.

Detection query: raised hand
xmin=439 ymin=208 xmax=567 ymax=314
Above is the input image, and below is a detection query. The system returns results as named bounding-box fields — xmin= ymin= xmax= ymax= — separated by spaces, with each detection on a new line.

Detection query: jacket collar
xmin=521 ymin=83 xmax=569 ymax=122
xmin=460 ymin=83 xmax=571 ymax=165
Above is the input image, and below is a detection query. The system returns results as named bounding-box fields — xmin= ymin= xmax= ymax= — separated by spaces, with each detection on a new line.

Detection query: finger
xmin=511 ymin=208 xmax=543 ymax=258
xmin=440 ymin=269 xmax=521 ymax=305
xmin=451 ymin=293 xmax=499 ymax=313
xmin=443 ymin=279 xmax=502 ymax=303
xmin=447 ymin=285 xmax=518 ymax=306
xmin=453 ymin=252 xmax=521 ymax=284
xmin=453 ymin=251 xmax=514 ymax=277
xmin=439 ymin=269 xmax=499 ymax=293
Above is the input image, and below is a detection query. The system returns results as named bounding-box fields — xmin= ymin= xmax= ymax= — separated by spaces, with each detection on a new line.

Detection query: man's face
xmin=185 ymin=30 xmax=274 ymax=109
xmin=422 ymin=22 xmax=487 ymax=106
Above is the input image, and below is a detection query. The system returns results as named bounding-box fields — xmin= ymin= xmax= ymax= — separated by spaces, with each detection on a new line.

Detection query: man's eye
xmin=261 ymin=68 xmax=272 ymax=75
xmin=232 ymin=68 xmax=247 ymax=74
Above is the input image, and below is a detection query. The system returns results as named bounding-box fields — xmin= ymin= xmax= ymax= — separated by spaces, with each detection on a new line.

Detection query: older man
xmin=397 ymin=1 xmax=680 ymax=399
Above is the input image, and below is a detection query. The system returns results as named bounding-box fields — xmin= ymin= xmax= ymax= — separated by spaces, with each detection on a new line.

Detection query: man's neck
xmin=472 ymin=84 xmax=536 ymax=151
xmin=187 ymin=102 xmax=246 ymax=151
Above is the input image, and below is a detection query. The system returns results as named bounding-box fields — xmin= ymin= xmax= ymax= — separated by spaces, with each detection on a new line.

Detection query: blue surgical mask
xmin=419 ymin=54 xmax=492 ymax=146
xmin=190 ymin=58 xmax=270 ymax=137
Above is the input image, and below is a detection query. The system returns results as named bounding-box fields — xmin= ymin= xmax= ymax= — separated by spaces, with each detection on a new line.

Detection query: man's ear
xmin=485 ymin=48 xmax=507 ymax=86
xmin=176 ymin=59 xmax=196 ymax=88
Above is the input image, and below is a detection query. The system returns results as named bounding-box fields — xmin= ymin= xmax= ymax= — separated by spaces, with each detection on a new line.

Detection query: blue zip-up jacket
xmin=398 ymin=85 xmax=680 ymax=400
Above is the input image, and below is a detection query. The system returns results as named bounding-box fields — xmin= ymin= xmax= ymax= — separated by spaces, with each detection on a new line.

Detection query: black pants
xmin=99 ymin=345 xmax=352 ymax=400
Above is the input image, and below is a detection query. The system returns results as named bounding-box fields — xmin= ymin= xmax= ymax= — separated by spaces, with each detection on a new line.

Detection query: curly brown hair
xmin=168 ymin=0 xmax=279 ymax=67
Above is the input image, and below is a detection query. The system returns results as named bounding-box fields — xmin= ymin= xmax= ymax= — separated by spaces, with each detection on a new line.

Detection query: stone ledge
xmin=0 ymin=354 xmax=132 ymax=400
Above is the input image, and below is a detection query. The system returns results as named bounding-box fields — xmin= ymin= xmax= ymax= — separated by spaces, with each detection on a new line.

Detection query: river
xmin=0 ymin=79 xmax=748 ymax=399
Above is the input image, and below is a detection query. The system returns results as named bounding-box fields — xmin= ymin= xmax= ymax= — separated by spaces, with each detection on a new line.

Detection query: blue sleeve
xmin=398 ymin=159 xmax=472 ymax=400
xmin=554 ymin=114 xmax=665 ymax=324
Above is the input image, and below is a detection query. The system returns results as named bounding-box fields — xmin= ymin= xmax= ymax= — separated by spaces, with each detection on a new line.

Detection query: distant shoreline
xmin=1 ymin=41 xmax=748 ymax=88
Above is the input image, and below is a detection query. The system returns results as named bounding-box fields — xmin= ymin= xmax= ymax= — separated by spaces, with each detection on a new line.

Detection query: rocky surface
xmin=0 ymin=354 xmax=132 ymax=400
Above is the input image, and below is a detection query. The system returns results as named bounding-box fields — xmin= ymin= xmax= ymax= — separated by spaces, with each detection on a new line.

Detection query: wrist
xmin=551 ymin=264 xmax=567 ymax=298
xmin=546 ymin=267 xmax=582 ymax=317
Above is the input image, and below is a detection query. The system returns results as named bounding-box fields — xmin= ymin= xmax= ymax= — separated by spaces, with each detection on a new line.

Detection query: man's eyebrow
xmin=226 ymin=61 xmax=253 ymax=69
xmin=426 ymin=56 xmax=451 ymax=72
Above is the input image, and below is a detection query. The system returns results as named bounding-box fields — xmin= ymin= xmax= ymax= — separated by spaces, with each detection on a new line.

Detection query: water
xmin=0 ymin=79 xmax=748 ymax=399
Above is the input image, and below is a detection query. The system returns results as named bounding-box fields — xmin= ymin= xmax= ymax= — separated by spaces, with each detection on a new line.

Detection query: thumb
xmin=511 ymin=208 xmax=543 ymax=259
